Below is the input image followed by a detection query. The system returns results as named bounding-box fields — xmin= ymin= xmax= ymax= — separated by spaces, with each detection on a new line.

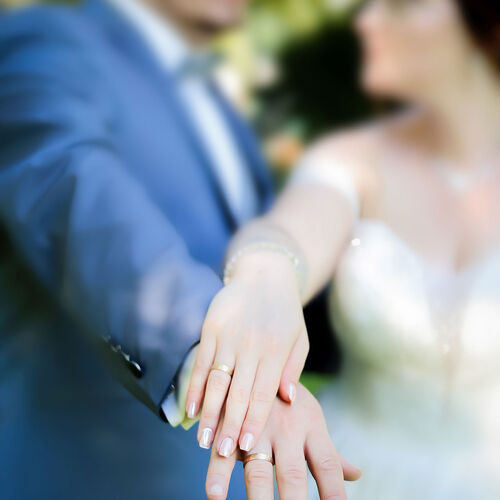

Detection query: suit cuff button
xmin=127 ymin=359 xmax=143 ymax=378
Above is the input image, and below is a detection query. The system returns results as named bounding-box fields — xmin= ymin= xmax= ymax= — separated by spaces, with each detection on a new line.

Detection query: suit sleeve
xmin=0 ymin=8 xmax=221 ymax=418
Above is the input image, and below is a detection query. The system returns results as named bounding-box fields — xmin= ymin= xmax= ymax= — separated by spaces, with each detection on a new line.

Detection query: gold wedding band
xmin=243 ymin=453 xmax=275 ymax=467
xmin=210 ymin=363 xmax=234 ymax=377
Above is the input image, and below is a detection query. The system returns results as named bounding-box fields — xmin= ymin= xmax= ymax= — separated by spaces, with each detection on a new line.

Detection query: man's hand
xmin=204 ymin=383 xmax=361 ymax=499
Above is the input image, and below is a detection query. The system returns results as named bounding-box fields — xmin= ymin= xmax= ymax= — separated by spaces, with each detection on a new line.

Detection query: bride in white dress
xmin=206 ymin=0 xmax=500 ymax=497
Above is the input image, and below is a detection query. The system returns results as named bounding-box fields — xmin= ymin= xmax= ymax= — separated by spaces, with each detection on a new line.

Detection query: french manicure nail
xmin=187 ymin=401 xmax=197 ymax=419
xmin=240 ymin=433 xmax=254 ymax=452
xmin=208 ymin=483 xmax=223 ymax=495
xmin=199 ymin=428 xmax=213 ymax=449
xmin=288 ymin=383 xmax=296 ymax=403
xmin=219 ymin=437 xmax=233 ymax=457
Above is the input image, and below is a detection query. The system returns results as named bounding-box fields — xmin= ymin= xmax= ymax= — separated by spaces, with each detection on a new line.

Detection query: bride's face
xmin=355 ymin=0 xmax=471 ymax=101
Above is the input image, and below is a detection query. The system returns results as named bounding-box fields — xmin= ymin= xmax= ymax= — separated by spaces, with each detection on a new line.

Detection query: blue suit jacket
xmin=0 ymin=1 xmax=273 ymax=498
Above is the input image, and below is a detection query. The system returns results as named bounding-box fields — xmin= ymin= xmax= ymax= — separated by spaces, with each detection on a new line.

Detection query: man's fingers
xmin=197 ymin=347 xmax=235 ymax=449
xmin=243 ymin=440 xmax=274 ymax=500
xmin=216 ymin=355 xmax=257 ymax=457
xmin=205 ymin=422 xmax=238 ymax=500
xmin=340 ymin=454 xmax=362 ymax=482
xmin=305 ymin=429 xmax=349 ymax=500
xmin=240 ymin=360 xmax=282 ymax=452
xmin=274 ymin=438 xmax=308 ymax=500
xmin=278 ymin=332 xmax=309 ymax=404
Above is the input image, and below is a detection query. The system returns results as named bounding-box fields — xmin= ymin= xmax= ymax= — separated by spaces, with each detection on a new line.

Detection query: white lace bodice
xmin=320 ymin=219 xmax=500 ymax=498
xmin=330 ymin=219 xmax=500 ymax=433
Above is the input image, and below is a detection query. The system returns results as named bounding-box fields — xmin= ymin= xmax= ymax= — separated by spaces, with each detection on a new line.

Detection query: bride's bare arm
xmin=186 ymin=133 xmax=374 ymax=461
xmin=226 ymin=183 xmax=357 ymax=304
xmin=227 ymin=131 xmax=375 ymax=301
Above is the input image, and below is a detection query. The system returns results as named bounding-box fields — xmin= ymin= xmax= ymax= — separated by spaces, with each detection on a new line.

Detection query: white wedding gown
xmin=291 ymin=157 xmax=500 ymax=499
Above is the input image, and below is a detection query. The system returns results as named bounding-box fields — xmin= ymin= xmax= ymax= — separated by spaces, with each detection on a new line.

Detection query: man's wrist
xmin=161 ymin=344 xmax=200 ymax=429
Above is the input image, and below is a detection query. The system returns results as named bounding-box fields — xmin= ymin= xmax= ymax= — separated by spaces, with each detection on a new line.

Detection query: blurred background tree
xmin=214 ymin=0 xmax=373 ymax=179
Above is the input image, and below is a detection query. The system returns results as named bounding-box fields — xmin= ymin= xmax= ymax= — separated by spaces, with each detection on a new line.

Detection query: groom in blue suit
xmin=0 ymin=0 xmax=273 ymax=498
xmin=0 ymin=0 xmax=355 ymax=498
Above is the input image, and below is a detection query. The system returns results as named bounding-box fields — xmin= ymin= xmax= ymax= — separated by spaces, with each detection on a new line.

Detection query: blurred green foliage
xmin=256 ymin=22 xmax=373 ymax=141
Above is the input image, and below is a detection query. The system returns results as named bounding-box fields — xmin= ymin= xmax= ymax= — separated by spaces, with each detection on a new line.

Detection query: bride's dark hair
xmin=455 ymin=0 xmax=500 ymax=68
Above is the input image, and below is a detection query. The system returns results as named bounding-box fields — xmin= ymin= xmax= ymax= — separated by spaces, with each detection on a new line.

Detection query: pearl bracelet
xmin=223 ymin=242 xmax=303 ymax=289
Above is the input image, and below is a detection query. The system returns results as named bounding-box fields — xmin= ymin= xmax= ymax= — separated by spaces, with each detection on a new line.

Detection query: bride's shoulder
xmin=291 ymin=114 xmax=413 ymax=207
xmin=295 ymin=124 xmax=386 ymax=200
xmin=299 ymin=109 xmax=418 ymax=172
xmin=301 ymin=121 xmax=386 ymax=169
xmin=290 ymin=123 xmax=385 ymax=210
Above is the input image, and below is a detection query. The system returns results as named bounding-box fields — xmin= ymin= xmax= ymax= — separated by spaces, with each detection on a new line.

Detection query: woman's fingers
xmin=274 ymin=438 xmax=308 ymax=500
xmin=304 ymin=428 xmax=349 ymax=500
xmin=216 ymin=355 xmax=258 ymax=457
xmin=278 ymin=332 xmax=309 ymax=404
xmin=243 ymin=439 xmax=274 ymax=500
xmin=185 ymin=328 xmax=216 ymax=420
xmin=239 ymin=360 xmax=283 ymax=454
xmin=197 ymin=347 xmax=235 ymax=449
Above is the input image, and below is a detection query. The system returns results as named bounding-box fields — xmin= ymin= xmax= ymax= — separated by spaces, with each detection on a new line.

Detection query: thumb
xmin=340 ymin=452 xmax=363 ymax=481
xmin=278 ymin=331 xmax=309 ymax=404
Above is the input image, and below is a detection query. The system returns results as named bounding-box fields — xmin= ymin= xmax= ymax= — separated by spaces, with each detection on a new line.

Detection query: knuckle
xmin=246 ymin=464 xmax=272 ymax=487
xmin=229 ymin=385 xmax=250 ymax=405
xmin=241 ymin=331 xmax=258 ymax=351
xmin=242 ymin=415 xmax=262 ymax=431
xmin=265 ymin=334 xmax=283 ymax=354
xmin=186 ymin=388 xmax=200 ymax=401
xmin=308 ymin=410 xmax=325 ymax=429
xmin=194 ymin=358 xmax=210 ymax=373
xmin=201 ymin=410 xmax=218 ymax=422
xmin=208 ymin=370 xmax=230 ymax=392
xmin=188 ymin=371 xmax=207 ymax=390
xmin=317 ymin=455 xmax=342 ymax=475
xmin=280 ymin=466 xmax=307 ymax=485
xmin=251 ymin=389 xmax=274 ymax=405
xmin=203 ymin=312 xmax=224 ymax=335
xmin=277 ymin=413 xmax=298 ymax=436
xmin=187 ymin=375 xmax=203 ymax=391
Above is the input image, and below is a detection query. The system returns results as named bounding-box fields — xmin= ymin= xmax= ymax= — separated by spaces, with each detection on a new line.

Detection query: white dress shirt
xmin=106 ymin=0 xmax=259 ymax=425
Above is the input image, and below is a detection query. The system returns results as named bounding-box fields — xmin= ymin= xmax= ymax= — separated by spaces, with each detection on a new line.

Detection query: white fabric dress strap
xmin=287 ymin=153 xmax=361 ymax=219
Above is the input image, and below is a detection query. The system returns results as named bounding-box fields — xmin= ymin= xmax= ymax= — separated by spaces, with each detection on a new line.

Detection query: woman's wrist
xmin=223 ymin=244 xmax=304 ymax=295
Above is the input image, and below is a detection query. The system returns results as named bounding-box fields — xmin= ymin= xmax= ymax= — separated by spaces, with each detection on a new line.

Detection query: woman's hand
xmin=185 ymin=251 xmax=309 ymax=457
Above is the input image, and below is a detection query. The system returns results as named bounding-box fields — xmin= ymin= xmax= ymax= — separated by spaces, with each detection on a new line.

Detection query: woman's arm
xmin=225 ymin=182 xmax=358 ymax=305
xmin=186 ymin=133 xmax=374 ymax=458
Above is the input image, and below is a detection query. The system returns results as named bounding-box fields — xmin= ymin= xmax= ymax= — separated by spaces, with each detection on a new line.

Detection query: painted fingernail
xmin=187 ymin=401 xmax=197 ymax=419
xmin=219 ymin=437 xmax=234 ymax=457
xmin=240 ymin=433 xmax=254 ymax=452
xmin=208 ymin=483 xmax=224 ymax=496
xmin=199 ymin=428 xmax=213 ymax=449
xmin=288 ymin=383 xmax=296 ymax=403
